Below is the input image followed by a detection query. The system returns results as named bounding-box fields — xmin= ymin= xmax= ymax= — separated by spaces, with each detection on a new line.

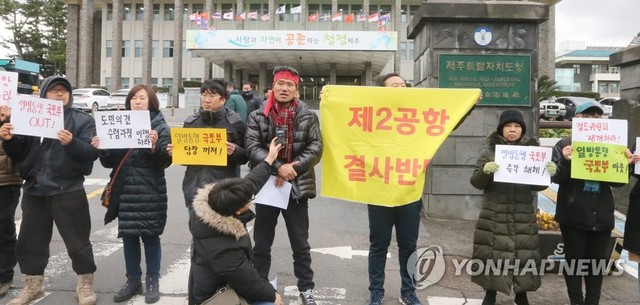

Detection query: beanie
xmin=497 ymin=108 xmax=526 ymax=136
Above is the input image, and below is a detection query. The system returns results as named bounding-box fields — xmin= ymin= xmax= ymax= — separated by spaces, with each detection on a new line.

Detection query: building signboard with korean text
xmin=438 ymin=54 xmax=531 ymax=106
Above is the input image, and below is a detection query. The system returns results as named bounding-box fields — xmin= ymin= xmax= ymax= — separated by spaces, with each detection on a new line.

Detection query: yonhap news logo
xmin=408 ymin=245 xmax=446 ymax=290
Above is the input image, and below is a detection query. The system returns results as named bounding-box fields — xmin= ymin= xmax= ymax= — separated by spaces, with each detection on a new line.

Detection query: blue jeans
xmin=123 ymin=235 xmax=161 ymax=279
xmin=368 ymin=200 xmax=422 ymax=294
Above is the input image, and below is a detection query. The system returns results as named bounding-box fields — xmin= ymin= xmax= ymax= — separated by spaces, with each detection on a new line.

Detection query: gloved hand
xmin=483 ymin=162 xmax=499 ymax=174
xmin=545 ymin=161 xmax=557 ymax=177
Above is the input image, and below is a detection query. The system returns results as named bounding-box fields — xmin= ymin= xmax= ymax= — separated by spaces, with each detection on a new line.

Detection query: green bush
xmin=153 ymin=86 xmax=169 ymax=93
xmin=540 ymin=128 xmax=571 ymax=138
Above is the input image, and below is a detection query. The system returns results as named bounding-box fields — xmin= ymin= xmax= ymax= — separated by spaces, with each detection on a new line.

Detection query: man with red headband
xmin=245 ymin=66 xmax=323 ymax=305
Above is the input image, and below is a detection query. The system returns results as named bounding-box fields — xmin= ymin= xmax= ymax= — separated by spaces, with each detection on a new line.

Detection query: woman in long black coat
xmin=92 ymin=84 xmax=172 ymax=304
xmin=623 ymin=142 xmax=640 ymax=292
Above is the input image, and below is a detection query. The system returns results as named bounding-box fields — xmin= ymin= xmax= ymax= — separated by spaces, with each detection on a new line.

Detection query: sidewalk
xmin=418 ymin=189 xmax=639 ymax=305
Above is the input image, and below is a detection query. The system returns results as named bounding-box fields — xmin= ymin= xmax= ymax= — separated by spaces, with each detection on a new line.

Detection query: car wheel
xmin=557 ymin=115 xmax=564 ymax=121
xmin=92 ymin=102 xmax=99 ymax=112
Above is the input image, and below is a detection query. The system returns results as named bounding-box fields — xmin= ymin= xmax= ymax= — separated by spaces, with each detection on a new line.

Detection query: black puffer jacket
xmin=100 ymin=111 xmax=172 ymax=237
xmin=182 ymin=107 xmax=248 ymax=207
xmin=188 ymin=161 xmax=276 ymax=305
xmin=245 ymin=101 xmax=322 ymax=200
xmin=624 ymin=142 xmax=640 ymax=254
xmin=3 ymin=76 xmax=99 ymax=196
xmin=552 ymin=136 xmax=625 ymax=232
xmin=470 ymin=131 xmax=546 ymax=294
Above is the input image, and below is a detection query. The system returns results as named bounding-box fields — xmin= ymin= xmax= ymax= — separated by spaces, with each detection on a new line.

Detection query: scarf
xmin=271 ymin=100 xmax=297 ymax=163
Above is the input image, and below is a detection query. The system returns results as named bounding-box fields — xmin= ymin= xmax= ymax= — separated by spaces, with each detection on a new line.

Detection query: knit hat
xmin=497 ymin=108 xmax=526 ymax=136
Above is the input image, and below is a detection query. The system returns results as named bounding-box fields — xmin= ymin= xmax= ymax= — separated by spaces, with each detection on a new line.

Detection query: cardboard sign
xmin=0 ymin=71 xmax=18 ymax=106
xmin=10 ymin=96 xmax=64 ymax=139
xmin=493 ymin=145 xmax=553 ymax=186
xmin=571 ymin=118 xmax=628 ymax=183
xmin=171 ymin=128 xmax=227 ymax=165
xmin=94 ymin=110 xmax=152 ymax=149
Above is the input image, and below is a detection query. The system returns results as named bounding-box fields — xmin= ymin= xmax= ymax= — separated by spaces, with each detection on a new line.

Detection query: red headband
xmin=274 ymin=70 xmax=300 ymax=86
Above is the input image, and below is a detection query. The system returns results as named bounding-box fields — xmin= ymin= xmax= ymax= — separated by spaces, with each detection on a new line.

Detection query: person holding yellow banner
xmin=551 ymin=102 xmax=634 ymax=305
xmin=470 ymin=109 xmax=552 ymax=305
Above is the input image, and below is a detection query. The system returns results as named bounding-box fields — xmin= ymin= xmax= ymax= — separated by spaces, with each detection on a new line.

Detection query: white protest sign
xmin=255 ymin=176 xmax=292 ymax=210
xmin=10 ymin=96 xmax=64 ymax=139
xmin=493 ymin=145 xmax=553 ymax=186
xmin=572 ymin=118 xmax=627 ymax=145
xmin=94 ymin=110 xmax=152 ymax=149
xmin=0 ymin=71 xmax=18 ymax=106
xmin=636 ymin=137 xmax=639 ymax=174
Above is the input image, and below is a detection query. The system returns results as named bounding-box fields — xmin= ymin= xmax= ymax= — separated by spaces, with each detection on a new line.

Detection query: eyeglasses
xmin=273 ymin=65 xmax=300 ymax=76
xmin=48 ymin=88 xmax=69 ymax=94
xmin=201 ymin=93 xmax=221 ymax=99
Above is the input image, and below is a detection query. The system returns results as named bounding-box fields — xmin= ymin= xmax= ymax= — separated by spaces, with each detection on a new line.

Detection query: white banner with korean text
xmin=94 ymin=110 xmax=152 ymax=149
xmin=10 ymin=96 xmax=64 ymax=139
xmin=493 ymin=144 xmax=553 ymax=186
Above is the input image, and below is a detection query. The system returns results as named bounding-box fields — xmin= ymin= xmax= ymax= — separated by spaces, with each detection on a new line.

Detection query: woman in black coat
xmin=623 ymin=142 xmax=640 ymax=291
xmin=188 ymin=138 xmax=284 ymax=305
xmin=92 ymin=84 xmax=172 ymax=304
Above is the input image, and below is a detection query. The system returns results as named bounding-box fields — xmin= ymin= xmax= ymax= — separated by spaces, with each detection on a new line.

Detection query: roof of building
xmin=561 ymin=49 xmax=619 ymax=58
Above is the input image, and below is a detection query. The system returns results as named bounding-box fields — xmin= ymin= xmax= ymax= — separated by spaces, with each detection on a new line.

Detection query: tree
xmin=0 ymin=0 xmax=67 ymax=77
xmin=537 ymin=75 xmax=560 ymax=101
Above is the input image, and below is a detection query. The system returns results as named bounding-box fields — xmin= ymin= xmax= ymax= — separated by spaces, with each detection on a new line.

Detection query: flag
xmin=223 ymin=12 xmax=233 ymax=20
xmin=308 ymin=12 xmax=319 ymax=22
xmin=357 ymin=14 xmax=366 ymax=22
xmin=332 ymin=12 xmax=342 ymax=22
xmin=290 ymin=5 xmax=301 ymax=14
xmin=212 ymin=12 xmax=222 ymax=19
xmin=379 ymin=13 xmax=391 ymax=22
xmin=261 ymin=13 xmax=270 ymax=21
xmin=344 ymin=12 xmax=354 ymax=23
xmin=189 ymin=12 xmax=200 ymax=22
xmin=275 ymin=5 xmax=286 ymax=14
xmin=367 ymin=13 xmax=379 ymax=22
xmin=199 ymin=18 xmax=207 ymax=29
xmin=236 ymin=12 xmax=245 ymax=20
xmin=248 ymin=11 xmax=258 ymax=20
xmin=377 ymin=20 xmax=388 ymax=31
xmin=200 ymin=12 xmax=209 ymax=20
xmin=319 ymin=13 xmax=330 ymax=22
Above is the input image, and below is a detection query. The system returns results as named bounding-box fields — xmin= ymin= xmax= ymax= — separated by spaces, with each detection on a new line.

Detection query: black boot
xmin=113 ymin=276 xmax=142 ymax=302
xmin=482 ymin=289 xmax=497 ymax=305
xmin=145 ymin=274 xmax=160 ymax=304
xmin=514 ymin=292 xmax=530 ymax=305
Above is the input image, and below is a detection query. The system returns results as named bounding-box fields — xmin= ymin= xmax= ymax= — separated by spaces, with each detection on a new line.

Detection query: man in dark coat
xmin=245 ymin=66 xmax=323 ymax=305
xmin=0 ymin=76 xmax=99 ymax=305
xmin=242 ymin=82 xmax=262 ymax=117
xmin=623 ymin=140 xmax=640 ymax=291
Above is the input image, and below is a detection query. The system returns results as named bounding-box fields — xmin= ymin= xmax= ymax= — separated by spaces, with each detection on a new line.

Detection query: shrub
xmin=536 ymin=210 xmax=560 ymax=231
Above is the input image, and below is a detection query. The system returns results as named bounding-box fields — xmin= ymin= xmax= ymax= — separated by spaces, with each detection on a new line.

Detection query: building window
xmin=321 ymin=4 xmax=331 ymax=16
xmin=182 ymin=40 xmax=187 ymax=59
xmin=121 ymin=77 xmax=130 ymax=89
xmin=598 ymin=83 xmax=607 ymax=93
xmin=134 ymin=40 xmax=143 ymax=58
xmin=573 ymin=64 xmax=580 ymax=74
xmin=163 ymin=40 xmax=174 ymax=58
xmin=610 ymin=66 xmax=620 ymax=74
xmin=400 ymin=42 xmax=407 ymax=60
xmin=409 ymin=5 xmax=420 ymax=17
xmin=162 ymin=78 xmax=173 ymax=90
xmin=151 ymin=78 xmax=158 ymax=86
xmin=611 ymin=82 xmax=619 ymax=94
xmin=153 ymin=4 xmax=160 ymax=21
xmin=183 ymin=4 xmax=189 ymax=21
xmin=250 ymin=3 xmax=262 ymax=16
xmin=134 ymin=78 xmax=142 ymax=85
xmin=107 ymin=4 xmax=113 ymax=20
xmin=123 ymin=4 xmax=132 ymax=21
xmin=221 ymin=4 xmax=233 ymax=21
xmin=369 ymin=5 xmax=378 ymax=14
xmin=164 ymin=4 xmax=174 ymax=21
xmin=135 ymin=4 xmax=144 ymax=21
xmin=379 ymin=5 xmax=391 ymax=14
xmin=401 ymin=6 xmax=407 ymax=22
xmin=152 ymin=40 xmax=159 ymax=57
xmin=408 ymin=41 xmax=414 ymax=60
xmin=106 ymin=40 xmax=112 ymax=58
xmin=122 ymin=40 xmax=131 ymax=58
xmin=105 ymin=77 xmax=111 ymax=87
xmin=351 ymin=4 xmax=362 ymax=16
xmin=192 ymin=3 xmax=203 ymax=13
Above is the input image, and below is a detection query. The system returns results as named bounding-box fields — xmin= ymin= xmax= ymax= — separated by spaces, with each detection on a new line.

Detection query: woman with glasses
xmin=187 ymin=138 xmax=284 ymax=305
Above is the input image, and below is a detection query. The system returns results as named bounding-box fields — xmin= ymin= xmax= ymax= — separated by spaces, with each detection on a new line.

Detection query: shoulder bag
xmin=101 ymin=149 xmax=132 ymax=208
xmin=201 ymin=285 xmax=248 ymax=305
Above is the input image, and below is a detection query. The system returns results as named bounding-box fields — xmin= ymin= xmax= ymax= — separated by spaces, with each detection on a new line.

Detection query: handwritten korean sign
xmin=10 ymin=95 xmax=64 ymax=139
xmin=170 ymin=128 xmax=227 ymax=165
xmin=0 ymin=71 xmax=18 ymax=106
xmin=571 ymin=118 xmax=628 ymax=183
xmin=94 ymin=110 xmax=152 ymax=149
xmin=493 ymin=145 xmax=552 ymax=186
xmin=320 ymin=85 xmax=480 ymax=207
xmin=636 ymin=137 xmax=640 ymax=175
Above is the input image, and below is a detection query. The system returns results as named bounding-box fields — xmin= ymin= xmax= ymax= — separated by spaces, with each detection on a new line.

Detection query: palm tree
xmin=537 ymin=75 xmax=559 ymax=101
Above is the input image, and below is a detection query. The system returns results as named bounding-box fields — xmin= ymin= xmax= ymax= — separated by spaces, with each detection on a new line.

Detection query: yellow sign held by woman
xmin=320 ymin=85 xmax=480 ymax=206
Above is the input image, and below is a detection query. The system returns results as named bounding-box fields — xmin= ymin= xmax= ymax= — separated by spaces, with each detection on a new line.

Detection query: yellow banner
xmin=570 ymin=141 xmax=628 ymax=184
xmin=170 ymin=128 xmax=227 ymax=166
xmin=320 ymin=85 xmax=480 ymax=206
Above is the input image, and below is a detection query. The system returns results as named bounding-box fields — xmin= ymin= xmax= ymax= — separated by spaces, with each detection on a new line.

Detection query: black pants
xmin=0 ymin=185 xmax=21 ymax=283
xmin=253 ymin=198 xmax=314 ymax=291
xmin=560 ymin=224 xmax=611 ymax=305
xmin=17 ymin=190 xmax=97 ymax=275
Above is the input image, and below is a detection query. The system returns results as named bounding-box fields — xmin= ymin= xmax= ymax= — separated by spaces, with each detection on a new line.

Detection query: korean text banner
xmin=170 ymin=128 xmax=227 ymax=166
xmin=571 ymin=118 xmax=628 ymax=183
xmin=320 ymin=85 xmax=480 ymax=206
xmin=94 ymin=110 xmax=152 ymax=149
xmin=10 ymin=95 xmax=64 ymax=139
xmin=493 ymin=145 xmax=552 ymax=186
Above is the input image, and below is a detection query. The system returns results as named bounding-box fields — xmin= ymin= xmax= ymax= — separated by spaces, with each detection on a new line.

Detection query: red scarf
xmin=271 ymin=100 xmax=297 ymax=163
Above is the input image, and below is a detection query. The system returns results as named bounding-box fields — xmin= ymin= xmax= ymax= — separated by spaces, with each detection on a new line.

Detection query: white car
xmin=539 ymin=100 xmax=566 ymax=121
xmin=107 ymin=89 xmax=130 ymax=110
xmin=598 ymin=97 xmax=618 ymax=118
xmin=72 ymin=88 xmax=111 ymax=112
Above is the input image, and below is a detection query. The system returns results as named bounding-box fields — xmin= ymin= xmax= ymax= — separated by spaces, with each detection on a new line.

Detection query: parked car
xmin=555 ymin=96 xmax=606 ymax=120
xmin=72 ymin=88 xmax=111 ymax=112
xmin=598 ymin=97 xmax=619 ymax=118
xmin=539 ymin=100 xmax=566 ymax=121
xmin=107 ymin=89 xmax=130 ymax=110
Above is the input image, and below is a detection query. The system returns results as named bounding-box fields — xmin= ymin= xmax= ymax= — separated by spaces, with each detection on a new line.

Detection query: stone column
xmin=268 ymin=0 xmax=275 ymax=29
xmin=394 ymin=0 xmax=401 ymax=74
xmin=259 ymin=62 xmax=268 ymax=93
xmin=78 ymin=0 xmax=94 ymax=88
xmin=364 ymin=61 xmax=372 ymax=86
xmin=92 ymin=12 xmax=102 ymax=85
xmin=329 ymin=63 xmax=337 ymax=84
xmin=65 ymin=4 xmax=80 ymax=88
xmin=112 ymin=0 xmax=123 ymax=91
xmin=173 ymin=0 xmax=184 ymax=107
xmin=142 ymin=0 xmax=153 ymax=84
xmin=203 ymin=0 xmax=214 ymax=81
xmin=224 ymin=61 xmax=233 ymax=81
